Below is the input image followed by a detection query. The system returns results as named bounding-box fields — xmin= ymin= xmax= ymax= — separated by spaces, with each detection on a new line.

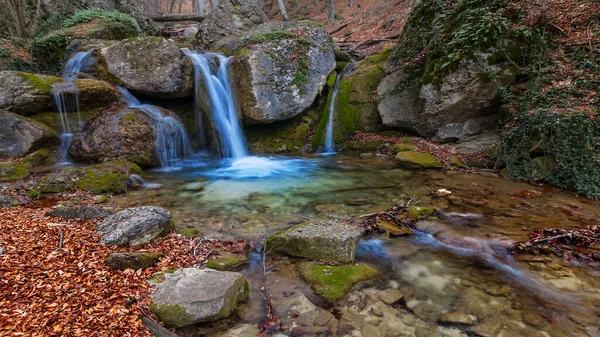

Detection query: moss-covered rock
xmin=106 ymin=252 xmax=164 ymax=270
xmin=449 ymin=156 xmax=469 ymax=169
xmin=76 ymin=168 xmax=129 ymax=194
xmin=407 ymin=206 xmax=436 ymax=220
xmin=177 ymin=228 xmax=199 ymax=238
xmin=298 ymin=262 xmax=381 ymax=303
xmin=73 ymin=79 xmax=119 ymax=109
xmin=0 ymin=72 xmax=61 ymax=114
xmin=344 ymin=139 xmax=385 ymax=152
xmin=395 ymin=151 xmax=443 ymax=169
xmin=391 ymin=144 xmax=415 ymax=153
xmin=23 ymin=149 xmax=52 ymax=166
xmin=0 ymin=111 xmax=59 ymax=157
xmin=206 ymin=253 xmax=249 ymax=271
xmin=0 ymin=162 xmax=32 ymax=182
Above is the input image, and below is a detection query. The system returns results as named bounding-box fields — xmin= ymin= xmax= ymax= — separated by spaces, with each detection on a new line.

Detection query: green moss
xmin=0 ymin=163 xmax=32 ymax=182
xmin=76 ymin=169 xmax=127 ymax=194
xmin=177 ymin=228 xmax=198 ymax=238
xmin=23 ymin=149 xmax=50 ymax=166
xmin=31 ymin=109 xmax=99 ymax=133
xmin=28 ymin=189 xmax=41 ymax=198
xmin=149 ymin=303 xmax=194 ymax=328
xmin=299 ymin=262 xmax=381 ymax=303
xmin=206 ymin=253 xmax=248 ymax=271
xmin=407 ymin=206 xmax=436 ymax=220
xmin=16 ymin=72 xmax=62 ymax=94
xmin=344 ymin=139 xmax=384 ymax=152
xmin=392 ymin=144 xmax=415 ymax=153
xmin=360 ymin=48 xmax=392 ymax=67
xmin=395 ymin=151 xmax=443 ymax=169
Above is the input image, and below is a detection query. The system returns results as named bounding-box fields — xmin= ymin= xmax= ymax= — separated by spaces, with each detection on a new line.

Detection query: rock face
xmin=192 ymin=0 xmax=268 ymax=49
xmin=46 ymin=206 xmax=114 ymax=219
xmin=150 ymin=268 xmax=249 ymax=327
xmin=0 ymin=111 xmax=59 ymax=157
xmin=218 ymin=21 xmax=335 ymax=124
xmin=69 ymin=107 xmax=156 ymax=167
xmin=100 ymin=37 xmax=193 ymax=98
xmin=97 ymin=206 xmax=173 ymax=246
xmin=0 ymin=72 xmax=61 ymax=115
xmin=267 ymin=219 xmax=365 ymax=264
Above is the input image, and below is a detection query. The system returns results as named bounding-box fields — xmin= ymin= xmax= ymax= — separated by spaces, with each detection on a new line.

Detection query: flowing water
xmin=116 ymin=87 xmax=192 ymax=171
xmin=62 ymin=49 xmax=94 ymax=81
xmin=112 ymin=156 xmax=600 ymax=337
xmin=322 ymin=62 xmax=358 ymax=155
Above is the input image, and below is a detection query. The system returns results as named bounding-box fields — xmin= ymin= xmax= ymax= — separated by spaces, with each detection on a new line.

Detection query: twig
xmin=193 ymin=238 xmax=205 ymax=257
xmin=58 ymin=230 xmax=64 ymax=249
xmin=532 ymin=233 xmax=571 ymax=244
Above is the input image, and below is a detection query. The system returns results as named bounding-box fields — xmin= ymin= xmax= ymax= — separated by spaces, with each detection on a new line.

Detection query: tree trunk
xmin=150 ymin=13 xmax=207 ymax=21
xmin=6 ymin=0 xmax=26 ymax=37
xmin=278 ymin=0 xmax=289 ymax=21
xmin=327 ymin=0 xmax=334 ymax=23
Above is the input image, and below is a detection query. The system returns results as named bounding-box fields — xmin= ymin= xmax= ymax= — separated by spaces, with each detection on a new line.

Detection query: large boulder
xmin=0 ymin=72 xmax=62 ymax=115
xmin=149 ymin=268 xmax=249 ymax=327
xmin=217 ymin=21 xmax=336 ymax=124
xmin=0 ymin=111 xmax=59 ymax=157
xmin=266 ymin=219 xmax=365 ymax=264
xmin=97 ymin=206 xmax=173 ymax=246
xmin=100 ymin=37 xmax=193 ymax=98
xmin=69 ymin=107 xmax=157 ymax=167
xmin=192 ymin=0 xmax=268 ymax=49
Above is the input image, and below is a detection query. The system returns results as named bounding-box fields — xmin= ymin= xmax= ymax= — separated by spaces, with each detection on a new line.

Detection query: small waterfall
xmin=185 ymin=51 xmax=249 ymax=159
xmin=322 ymin=62 xmax=358 ymax=155
xmin=52 ymin=50 xmax=93 ymax=164
xmin=116 ymin=87 xmax=192 ymax=170
xmin=62 ymin=49 xmax=94 ymax=81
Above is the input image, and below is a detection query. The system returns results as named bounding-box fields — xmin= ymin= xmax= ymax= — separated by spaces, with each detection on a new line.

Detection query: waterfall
xmin=323 ymin=62 xmax=358 ymax=155
xmin=52 ymin=50 xmax=94 ymax=164
xmin=185 ymin=51 xmax=249 ymax=159
xmin=116 ymin=87 xmax=192 ymax=170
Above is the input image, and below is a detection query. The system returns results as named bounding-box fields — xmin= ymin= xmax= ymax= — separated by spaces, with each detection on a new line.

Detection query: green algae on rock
xmin=395 ymin=151 xmax=443 ymax=169
xmin=299 ymin=262 xmax=381 ymax=303
xmin=206 ymin=253 xmax=249 ymax=271
xmin=0 ymin=162 xmax=32 ymax=182
xmin=407 ymin=206 xmax=436 ymax=221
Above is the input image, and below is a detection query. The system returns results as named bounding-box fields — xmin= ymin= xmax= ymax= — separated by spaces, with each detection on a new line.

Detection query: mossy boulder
xmin=177 ymin=228 xmax=199 ymax=238
xmin=0 ymin=162 xmax=32 ymax=182
xmin=0 ymin=111 xmax=59 ymax=157
xmin=101 ymin=37 xmax=193 ymax=98
xmin=312 ymin=49 xmax=389 ymax=148
xmin=0 ymin=194 xmax=20 ymax=207
xmin=266 ymin=219 xmax=365 ymax=264
xmin=220 ymin=21 xmax=335 ymax=124
xmin=407 ymin=206 xmax=436 ymax=220
xmin=106 ymin=252 xmax=164 ymax=270
xmin=298 ymin=262 xmax=382 ymax=303
xmin=72 ymin=79 xmax=119 ymax=109
xmin=206 ymin=253 xmax=249 ymax=271
xmin=0 ymin=72 xmax=62 ymax=115
xmin=344 ymin=139 xmax=385 ymax=152
xmin=150 ymin=268 xmax=249 ymax=327
xmin=395 ymin=151 xmax=443 ymax=169
xmin=392 ymin=144 xmax=415 ymax=153
xmin=23 ymin=149 xmax=52 ymax=166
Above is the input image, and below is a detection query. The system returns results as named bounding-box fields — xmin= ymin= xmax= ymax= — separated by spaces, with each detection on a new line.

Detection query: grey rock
xmin=106 ymin=252 xmax=164 ymax=270
xmin=0 ymin=110 xmax=59 ymax=157
xmin=454 ymin=132 xmax=500 ymax=156
xmin=46 ymin=206 xmax=114 ymax=219
xmin=150 ymin=268 xmax=249 ymax=327
xmin=101 ymin=37 xmax=193 ymax=98
xmin=0 ymin=72 xmax=59 ymax=115
xmin=0 ymin=194 xmax=19 ymax=208
xmin=266 ymin=219 xmax=365 ymax=264
xmin=97 ymin=206 xmax=173 ymax=246
xmin=439 ymin=311 xmax=477 ymax=326
xmin=220 ymin=21 xmax=335 ymax=124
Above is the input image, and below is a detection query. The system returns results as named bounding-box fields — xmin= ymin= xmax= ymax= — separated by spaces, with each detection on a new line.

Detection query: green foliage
xmin=502 ymin=110 xmax=600 ymax=198
xmin=34 ymin=14 xmax=66 ymax=37
xmin=31 ymin=30 xmax=74 ymax=74
xmin=63 ymin=10 xmax=140 ymax=40
xmin=241 ymin=30 xmax=298 ymax=46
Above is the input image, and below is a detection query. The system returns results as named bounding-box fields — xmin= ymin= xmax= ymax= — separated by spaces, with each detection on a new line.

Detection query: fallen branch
xmin=328 ymin=22 xmax=350 ymax=35
xmin=350 ymin=34 xmax=401 ymax=51
xmin=150 ymin=13 xmax=206 ymax=22
xmin=142 ymin=317 xmax=180 ymax=337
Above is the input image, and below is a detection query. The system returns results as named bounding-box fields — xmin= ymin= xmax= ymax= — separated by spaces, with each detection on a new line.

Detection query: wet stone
xmin=439 ymin=311 xmax=477 ymax=326
xmin=377 ymin=288 xmax=404 ymax=305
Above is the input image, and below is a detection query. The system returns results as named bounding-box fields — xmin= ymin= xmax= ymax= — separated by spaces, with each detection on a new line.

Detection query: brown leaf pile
xmin=0 ymin=206 xmax=221 ymax=336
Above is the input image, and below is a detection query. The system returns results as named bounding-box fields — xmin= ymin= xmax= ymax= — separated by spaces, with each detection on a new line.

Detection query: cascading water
xmin=184 ymin=51 xmax=248 ymax=159
xmin=322 ymin=61 xmax=358 ymax=155
xmin=52 ymin=50 xmax=94 ymax=164
xmin=116 ymin=87 xmax=192 ymax=170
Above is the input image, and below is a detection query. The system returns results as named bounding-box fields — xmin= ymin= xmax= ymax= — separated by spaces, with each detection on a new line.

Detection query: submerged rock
xmin=100 ymin=37 xmax=193 ymax=98
xmin=266 ymin=219 xmax=365 ymax=264
xmin=106 ymin=252 xmax=164 ymax=270
xmin=69 ymin=107 xmax=158 ymax=167
xmin=0 ymin=71 xmax=61 ymax=115
xmin=149 ymin=268 xmax=249 ymax=327
xmin=0 ymin=111 xmax=59 ymax=157
xmin=97 ymin=206 xmax=173 ymax=246
xmin=45 ymin=206 xmax=114 ymax=219
xmin=299 ymin=262 xmax=381 ymax=302
xmin=218 ymin=21 xmax=335 ymax=124
xmin=206 ymin=253 xmax=248 ymax=271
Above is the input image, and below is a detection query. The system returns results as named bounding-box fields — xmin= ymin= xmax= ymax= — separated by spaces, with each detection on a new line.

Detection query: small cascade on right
xmin=184 ymin=51 xmax=249 ymax=159
xmin=322 ymin=61 xmax=358 ymax=155
xmin=116 ymin=87 xmax=192 ymax=170
xmin=52 ymin=49 xmax=94 ymax=164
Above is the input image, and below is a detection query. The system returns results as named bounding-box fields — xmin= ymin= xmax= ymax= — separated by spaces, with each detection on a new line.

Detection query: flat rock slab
xmin=97 ymin=206 xmax=172 ymax=246
xmin=267 ymin=220 xmax=365 ymax=264
xmin=150 ymin=268 xmax=249 ymax=327
xmin=46 ymin=206 xmax=114 ymax=219
xmin=106 ymin=252 xmax=164 ymax=270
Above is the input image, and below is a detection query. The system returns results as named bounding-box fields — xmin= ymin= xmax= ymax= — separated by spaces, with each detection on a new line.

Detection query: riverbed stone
xmin=395 ymin=151 xmax=443 ymax=169
xmin=106 ymin=252 xmax=164 ymax=270
xmin=46 ymin=206 xmax=114 ymax=219
xmin=100 ymin=37 xmax=193 ymax=98
xmin=377 ymin=288 xmax=404 ymax=305
xmin=0 ymin=194 xmax=20 ymax=208
xmin=149 ymin=268 xmax=249 ymax=327
xmin=0 ymin=111 xmax=59 ymax=157
xmin=97 ymin=206 xmax=173 ymax=246
xmin=299 ymin=262 xmax=381 ymax=303
xmin=219 ymin=21 xmax=335 ymax=124
xmin=206 ymin=253 xmax=248 ymax=271
xmin=439 ymin=311 xmax=477 ymax=326
xmin=0 ymin=162 xmax=32 ymax=182
xmin=266 ymin=219 xmax=365 ymax=264
xmin=0 ymin=71 xmax=61 ymax=115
